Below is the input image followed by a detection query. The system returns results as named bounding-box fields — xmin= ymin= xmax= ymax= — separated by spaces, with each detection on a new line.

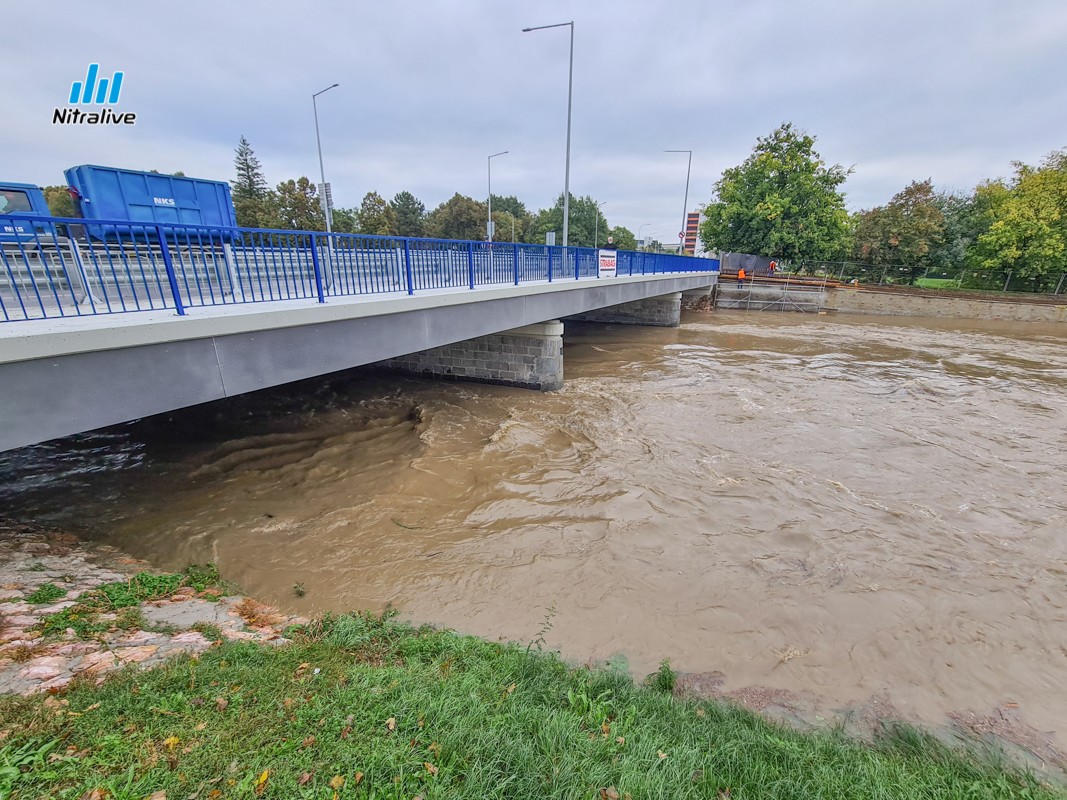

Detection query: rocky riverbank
xmin=0 ymin=520 xmax=304 ymax=695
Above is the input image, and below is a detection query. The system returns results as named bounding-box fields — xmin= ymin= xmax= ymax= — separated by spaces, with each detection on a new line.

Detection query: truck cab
xmin=0 ymin=183 xmax=53 ymax=243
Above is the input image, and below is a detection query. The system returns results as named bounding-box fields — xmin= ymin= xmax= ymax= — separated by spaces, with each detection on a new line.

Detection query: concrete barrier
xmin=825 ymin=288 xmax=1067 ymax=323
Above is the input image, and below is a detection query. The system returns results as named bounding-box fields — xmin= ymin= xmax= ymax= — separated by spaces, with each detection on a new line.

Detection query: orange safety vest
xmin=738 ymin=268 xmax=746 ymax=281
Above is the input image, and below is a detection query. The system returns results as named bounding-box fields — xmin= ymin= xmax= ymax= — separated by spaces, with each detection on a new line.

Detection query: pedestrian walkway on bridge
xmin=1 ymin=214 xmax=715 ymax=324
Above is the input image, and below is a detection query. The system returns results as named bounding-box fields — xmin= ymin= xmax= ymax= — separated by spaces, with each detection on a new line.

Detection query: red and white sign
xmin=597 ymin=249 xmax=617 ymax=278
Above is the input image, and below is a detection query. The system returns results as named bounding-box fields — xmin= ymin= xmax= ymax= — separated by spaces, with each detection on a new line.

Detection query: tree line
xmin=231 ymin=137 xmax=640 ymax=250
xmin=699 ymin=123 xmax=1067 ymax=290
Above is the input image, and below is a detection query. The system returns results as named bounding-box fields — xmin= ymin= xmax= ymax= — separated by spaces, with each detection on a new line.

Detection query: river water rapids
xmin=2 ymin=311 xmax=1066 ymax=740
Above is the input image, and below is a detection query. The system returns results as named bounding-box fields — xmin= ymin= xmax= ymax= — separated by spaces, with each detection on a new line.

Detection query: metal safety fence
xmin=793 ymin=260 xmax=1067 ymax=295
xmin=0 ymin=215 xmax=717 ymax=322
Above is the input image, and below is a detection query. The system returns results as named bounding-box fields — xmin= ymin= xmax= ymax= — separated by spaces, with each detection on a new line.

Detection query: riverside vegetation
xmin=1 ymin=595 xmax=1062 ymax=799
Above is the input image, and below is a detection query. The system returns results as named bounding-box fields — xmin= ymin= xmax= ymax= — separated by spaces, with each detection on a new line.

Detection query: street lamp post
xmin=664 ymin=149 xmax=692 ymax=253
xmin=522 ymin=21 xmax=574 ymax=248
xmin=313 ymin=83 xmax=340 ymax=236
xmin=594 ymin=201 xmax=606 ymax=248
xmin=638 ymin=223 xmax=651 ymax=251
xmin=487 ymin=150 xmax=509 ymax=241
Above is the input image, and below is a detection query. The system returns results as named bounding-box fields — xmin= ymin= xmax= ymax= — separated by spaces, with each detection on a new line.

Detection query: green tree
xmin=489 ymin=194 xmax=528 ymax=219
xmin=390 ymin=191 xmax=426 ymax=237
xmin=491 ymin=210 xmax=520 ymax=242
xmin=525 ymin=194 xmax=608 ymax=247
xmin=700 ymin=122 xmax=851 ymax=261
xmin=357 ymin=192 xmax=398 ymax=236
xmin=232 ymin=136 xmax=273 ymax=228
xmin=970 ymin=150 xmax=1067 ymax=287
xmin=331 ymin=207 xmax=359 ymax=234
xmin=43 ymin=186 xmax=79 ymax=218
xmin=267 ymin=177 xmax=325 ymax=231
xmin=852 ymin=180 xmax=945 ymax=280
xmin=608 ymin=225 xmax=637 ymax=251
xmin=927 ymin=190 xmax=982 ymax=274
xmin=425 ymin=193 xmax=486 ymax=240
xmin=489 ymin=195 xmax=529 ymax=242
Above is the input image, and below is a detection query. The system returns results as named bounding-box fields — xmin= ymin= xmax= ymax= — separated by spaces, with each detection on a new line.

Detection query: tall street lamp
xmin=313 ymin=83 xmax=340 ymax=237
xmin=487 ymin=150 xmax=509 ymax=241
xmin=638 ymin=222 xmax=651 ymax=250
xmin=664 ymin=149 xmax=692 ymax=253
xmin=594 ymin=201 xmax=606 ymax=248
xmin=522 ymin=21 xmax=574 ymax=248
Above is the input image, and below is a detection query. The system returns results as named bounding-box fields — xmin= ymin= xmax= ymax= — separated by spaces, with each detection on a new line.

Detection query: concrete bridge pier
xmin=566 ymin=291 xmax=682 ymax=327
xmin=378 ymin=320 xmax=564 ymax=391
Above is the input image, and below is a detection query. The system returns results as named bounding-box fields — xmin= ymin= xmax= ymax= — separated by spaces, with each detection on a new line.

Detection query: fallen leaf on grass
xmin=195 ymin=722 xmax=208 ymax=731
xmin=340 ymin=726 xmax=352 ymax=739
xmin=428 ymin=741 xmax=441 ymax=755
xmin=215 ymin=697 xmax=228 ymax=712
xmin=386 ymin=716 xmax=396 ymax=732
xmin=302 ymin=735 xmax=316 ymax=748
xmin=329 ymin=775 xmax=345 ymax=790
xmin=298 ymin=772 xmax=312 ymax=786
xmin=695 ymin=708 xmax=706 ymax=718
xmin=147 ymin=792 xmax=167 ymax=800
xmin=163 ymin=736 xmax=181 ymax=749
xmin=717 ymin=789 xmax=732 ymax=799
xmin=254 ymin=769 xmax=270 ymax=796
xmin=615 ymin=736 xmax=625 ymax=745
xmin=207 ymin=790 xmax=222 ymax=799
xmin=657 ymin=750 xmax=668 ymax=760
xmin=78 ymin=790 xmax=107 ymax=800
xmin=599 ymin=788 xmax=620 ymax=800
xmin=601 ymin=721 xmax=611 ymax=736
xmin=353 ymin=772 xmax=364 ymax=785
xmin=424 ymin=762 xmax=439 ymax=776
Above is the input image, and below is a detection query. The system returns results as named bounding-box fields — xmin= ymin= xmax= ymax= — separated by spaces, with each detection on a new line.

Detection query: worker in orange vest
xmin=737 ymin=267 xmax=747 ymax=287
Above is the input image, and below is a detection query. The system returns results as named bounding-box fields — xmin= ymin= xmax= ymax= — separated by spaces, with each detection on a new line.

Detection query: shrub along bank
xmin=0 ymin=608 xmax=1059 ymax=799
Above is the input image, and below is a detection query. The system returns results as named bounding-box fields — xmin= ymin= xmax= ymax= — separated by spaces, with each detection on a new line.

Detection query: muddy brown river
xmin=2 ymin=311 xmax=1066 ymax=741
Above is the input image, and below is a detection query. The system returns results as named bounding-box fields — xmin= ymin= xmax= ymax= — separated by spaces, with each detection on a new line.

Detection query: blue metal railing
xmin=0 ymin=214 xmax=718 ymax=323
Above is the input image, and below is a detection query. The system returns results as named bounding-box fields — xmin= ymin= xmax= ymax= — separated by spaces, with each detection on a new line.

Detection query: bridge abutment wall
xmin=567 ymin=292 xmax=682 ymax=327
xmin=377 ymin=321 xmax=564 ymax=391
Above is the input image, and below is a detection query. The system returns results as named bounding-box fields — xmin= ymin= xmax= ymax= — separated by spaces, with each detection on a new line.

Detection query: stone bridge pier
xmin=380 ymin=290 xmax=691 ymax=392
xmin=566 ymin=292 xmax=682 ymax=327
xmin=379 ymin=321 xmax=564 ymax=391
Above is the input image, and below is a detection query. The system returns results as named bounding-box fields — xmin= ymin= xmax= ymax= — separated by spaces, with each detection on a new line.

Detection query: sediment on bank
xmin=1 ymin=523 xmax=1063 ymax=798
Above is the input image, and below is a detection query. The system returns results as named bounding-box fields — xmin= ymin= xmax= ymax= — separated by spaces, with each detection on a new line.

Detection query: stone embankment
xmin=824 ymin=286 xmax=1067 ymax=322
xmin=0 ymin=521 xmax=304 ymax=695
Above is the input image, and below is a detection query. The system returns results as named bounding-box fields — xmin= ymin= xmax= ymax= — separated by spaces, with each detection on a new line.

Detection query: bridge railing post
xmin=155 ymin=225 xmax=186 ymax=316
xmin=467 ymin=242 xmax=476 ymax=290
xmin=404 ymin=239 xmax=415 ymax=295
xmin=309 ymin=233 xmax=326 ymax=303
xmin=547 ymin=245 xmax=553 ymax=282
xmin=513 ymin=243 xmax=520 ymax=285
xmin=574 ymin=247 xmax=579 ymax=280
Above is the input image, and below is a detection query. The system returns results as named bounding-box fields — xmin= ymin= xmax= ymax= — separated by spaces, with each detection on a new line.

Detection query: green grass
xmin=1 ymin=610 xmax=1058 ymax=799
xmin=32 ymin=565 xmax=229 ymax=641
xmin=24 ymin=583 xmax=67 ymax=605
xmin=914 ymin=278 xmax=961 ymax=288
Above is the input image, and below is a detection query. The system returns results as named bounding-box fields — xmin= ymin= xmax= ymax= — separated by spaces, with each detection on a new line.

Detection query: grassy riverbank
xmin=1 ymin=611 xmax=1058 ymax=799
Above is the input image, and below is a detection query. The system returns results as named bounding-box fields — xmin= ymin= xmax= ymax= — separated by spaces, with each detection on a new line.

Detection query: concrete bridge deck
xmin=0 ymin=271 xmax=716 ymax=452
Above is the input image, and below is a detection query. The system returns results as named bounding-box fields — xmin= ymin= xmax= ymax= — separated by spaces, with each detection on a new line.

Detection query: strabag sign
xmin=597 ymin=249 xmax=617 ymax=278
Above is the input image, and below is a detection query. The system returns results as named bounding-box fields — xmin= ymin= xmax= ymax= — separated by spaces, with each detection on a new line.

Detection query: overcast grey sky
xmin=6 ymin=0 xmax=1066 ymax=242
